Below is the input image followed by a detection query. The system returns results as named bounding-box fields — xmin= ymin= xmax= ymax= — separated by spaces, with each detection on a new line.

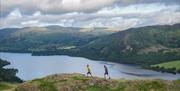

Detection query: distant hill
xmin=0 ymin=26 xmax=114 ymax=52
xmin=74 ymin=23 xmax=180 ymax=65
xmin=0 ymin=24 xmax=180 ymax=65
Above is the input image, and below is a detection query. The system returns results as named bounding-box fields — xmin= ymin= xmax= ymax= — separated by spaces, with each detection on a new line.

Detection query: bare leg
xmin=107 ymin=74 xmax=111 ymax=79
xmin=90 ymin=73 xmax=93 ymax=78
xmin=87 ymin=73 xmax=90 ymax=77
xmin=105 ymin=74 xmax=108 ymax=79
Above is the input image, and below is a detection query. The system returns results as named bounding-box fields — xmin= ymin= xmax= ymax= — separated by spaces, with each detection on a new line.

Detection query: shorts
xmin=104 ymin=72 xmax=108 ymax=75
xmin=87 ymin=72 xmax=91 ymax=74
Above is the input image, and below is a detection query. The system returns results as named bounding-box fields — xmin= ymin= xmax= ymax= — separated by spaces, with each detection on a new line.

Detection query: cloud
xmin=97 ymin=3 xmax=179 ymax=15
xmin=0 ymin=0 xmax=180 ymax=30
xmin=0 ymin=0 xmax=116 ymax=17
xmin=1 ymin=0 xmax=180 ymax=16
xmin=21 ymin=20 xmax=40 ymax=27
xmin=116 ymin=0 xmax=180 ymax=5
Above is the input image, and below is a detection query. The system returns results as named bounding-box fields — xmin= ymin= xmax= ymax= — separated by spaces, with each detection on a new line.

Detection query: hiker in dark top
xmin=86 ymin=64 xmax=93 ymax=77
xmin=104 ymin=65 xmax=111 ymax=79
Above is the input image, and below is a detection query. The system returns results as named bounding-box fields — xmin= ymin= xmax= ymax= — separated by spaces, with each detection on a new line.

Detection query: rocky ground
xmin=12 ymin=73 xmax=180 ymax=91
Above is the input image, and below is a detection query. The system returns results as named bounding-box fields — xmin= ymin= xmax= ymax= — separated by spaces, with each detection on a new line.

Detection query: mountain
xmin=0 ymin=26 xmax=114 ymax=52
xmin=75 ymin=23 xmax=180 ymax=65
xmin=0 ymin=24 xmax=180 ymax=65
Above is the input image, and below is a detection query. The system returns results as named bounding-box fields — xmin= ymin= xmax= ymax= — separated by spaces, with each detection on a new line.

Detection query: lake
xmin=0 ymin=52 xmax=180 ymax=80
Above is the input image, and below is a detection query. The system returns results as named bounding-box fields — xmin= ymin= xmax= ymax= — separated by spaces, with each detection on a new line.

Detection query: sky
xmin=0 ymin=0 xmax=180 ymax=30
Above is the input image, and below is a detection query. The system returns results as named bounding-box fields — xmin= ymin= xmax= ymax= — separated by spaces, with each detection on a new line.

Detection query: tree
xmin=0 ymin=58 xmax=22 ymax=82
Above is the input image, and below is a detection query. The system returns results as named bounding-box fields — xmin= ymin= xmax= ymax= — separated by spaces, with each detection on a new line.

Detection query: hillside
xmin=30 ymin=24 xmax=180 ymax=65
xmin=74 ymin=24 xmax=180 ymax=65
xmin=150 ymin=60 xmax=180 ymax=73
xmin=0 ymin=82 xmax=18 ymax=91
xmin=0 ymin=26 xmax=114 ymax=53
xmin=152 ymin=60 xmax=180 ymax=69
xmin=1 ymin=73 xmax=179 ymax=91
xmin=0 ymin=24 xmax=180 ymax=65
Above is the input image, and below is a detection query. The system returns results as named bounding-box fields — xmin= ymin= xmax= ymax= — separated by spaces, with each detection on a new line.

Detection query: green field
xmin=152 ymin=60 xmax=180 ymax=70
xmin=0 ymin=82 xmax=18 ymax=91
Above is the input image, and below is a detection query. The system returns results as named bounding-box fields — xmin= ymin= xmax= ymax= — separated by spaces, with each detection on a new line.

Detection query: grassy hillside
xmin=152 ymin=60 xmax=180 ymax=70
xmin=150 ymin=60 xmax=180 ymax=73
xmin=12 ymin=73 xmax=180 ymax=91
xmin=0 ymin=82 xmax=18 ymax=91
xmin=33 ymin=24 xmax=180 ymax=66
xmin=75 ymin=23 xmax=180 ymax=65
xmin=0 ymin=24 xmax=180 ymax=66
xmin=0 ymin=26 xmax=113 ymax=53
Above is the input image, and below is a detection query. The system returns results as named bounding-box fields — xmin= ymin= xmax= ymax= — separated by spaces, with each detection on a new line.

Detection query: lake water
xmin=0 ymin=52 xmax=180 ymax=80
